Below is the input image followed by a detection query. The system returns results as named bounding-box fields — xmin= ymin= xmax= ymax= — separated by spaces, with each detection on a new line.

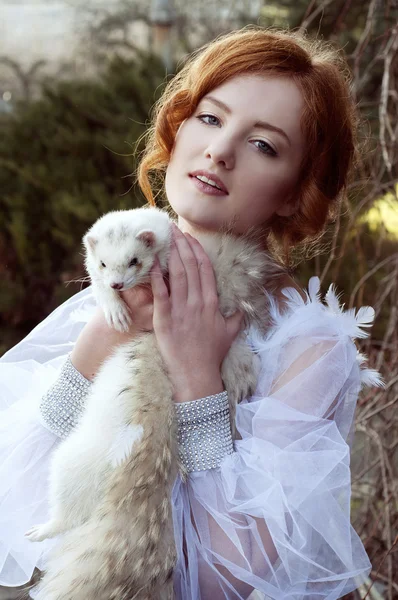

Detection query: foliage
xmin=0 ymin=52 xmax=166 ymax=354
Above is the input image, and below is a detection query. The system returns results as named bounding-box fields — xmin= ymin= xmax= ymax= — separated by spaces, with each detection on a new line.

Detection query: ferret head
xmin=84 ymin=223 xmax=168 ymax=291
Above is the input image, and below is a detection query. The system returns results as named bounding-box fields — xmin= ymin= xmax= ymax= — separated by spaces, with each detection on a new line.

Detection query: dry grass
xmin=302 ymin=5 xmax=398 ymax=597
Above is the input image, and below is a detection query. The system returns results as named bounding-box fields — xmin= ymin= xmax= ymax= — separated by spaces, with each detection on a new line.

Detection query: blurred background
xmin=0 ymin=0 xmax=397 ymax=598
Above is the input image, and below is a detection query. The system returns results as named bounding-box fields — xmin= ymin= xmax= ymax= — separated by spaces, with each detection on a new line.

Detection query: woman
xmin=0 ymin=27 xmax=381 ymax=599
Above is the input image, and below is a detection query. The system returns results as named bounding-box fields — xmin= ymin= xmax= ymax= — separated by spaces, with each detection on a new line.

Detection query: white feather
xmin=262 ymin=289 xmax=284 ymax=327
xmin=359 ymin=368 xmax=385 ymax=389
xmin=337 ymin=310 xmax=371 ymax=339
xmin=355 ymin=306 xmax=375 ymax=328
xmin=325 ymin=284 xmax=343 ymax=314
xmin=281 ymin=286 xmax=305 ymax=308
xmin=356 ymin=352 xmax=367 ymax=366
xmin=336 ymin=306 xmax=375 ymax=339
xmin=307 ymin=276 xmax=321 ymax=303
xmin=108 ymin=424 xmax=144 ymax=468
xmin=355 ymin=351 xmax=384 ymax=388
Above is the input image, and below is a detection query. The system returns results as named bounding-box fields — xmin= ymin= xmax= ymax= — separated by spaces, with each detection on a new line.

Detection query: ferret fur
xmin=83 ymin=207 xmax=172 ymax=332
xmin=28 ymin=207 xmax=286 ymax=600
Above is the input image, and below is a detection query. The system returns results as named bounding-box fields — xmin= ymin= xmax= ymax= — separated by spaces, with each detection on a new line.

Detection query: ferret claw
xmin=104 ymin=303 xmax=132 ymax=332
xmin=25 ymin=523 xmax=54 ymax=542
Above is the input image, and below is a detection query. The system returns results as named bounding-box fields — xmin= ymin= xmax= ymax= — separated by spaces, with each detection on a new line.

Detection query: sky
xmin=0 ymin=1 xmax=81 ymax=67
xmin=0 ymin=1 xmax=125 ymax=71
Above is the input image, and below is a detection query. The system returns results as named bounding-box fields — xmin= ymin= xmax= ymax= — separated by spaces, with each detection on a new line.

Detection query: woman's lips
xmin=189 ymin=175 xmax=228 ymax=196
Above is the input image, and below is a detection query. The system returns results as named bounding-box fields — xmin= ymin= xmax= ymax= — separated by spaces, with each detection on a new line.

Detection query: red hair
xmin=137 ymin=26 xmax=358 ymax=261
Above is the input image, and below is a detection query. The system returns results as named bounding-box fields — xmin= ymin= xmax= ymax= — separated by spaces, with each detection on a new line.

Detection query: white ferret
xmin=27 ymin=206 xmax=286 ymax=600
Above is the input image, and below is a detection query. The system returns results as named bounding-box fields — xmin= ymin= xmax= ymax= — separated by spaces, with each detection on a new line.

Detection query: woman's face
xmin=165 ymin=74 xmax=306 ymax=235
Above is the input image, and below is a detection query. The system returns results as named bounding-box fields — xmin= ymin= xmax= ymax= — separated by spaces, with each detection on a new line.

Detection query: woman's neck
xmin=177 ymin=217 xmax=209 ymax=238
xmin=177 ymin=216 xmax=272 ymax=255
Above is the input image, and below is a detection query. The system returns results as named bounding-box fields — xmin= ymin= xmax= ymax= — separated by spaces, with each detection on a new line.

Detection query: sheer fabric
xmin=0 ymin=278 xmax=378 ymax=599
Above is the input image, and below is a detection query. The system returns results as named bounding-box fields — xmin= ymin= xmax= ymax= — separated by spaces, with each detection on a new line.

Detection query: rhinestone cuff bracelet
xmin=39 ymin=355 xmax=92 ymax=439
xmin=174 ymin=390 xmax=235 ymax=473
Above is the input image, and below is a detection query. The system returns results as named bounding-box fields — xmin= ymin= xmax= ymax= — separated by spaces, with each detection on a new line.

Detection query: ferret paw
xmin=24 ymin=521 xmax=62 ymax=542
xmin=104 ymin=302 xmax=132 ymax=332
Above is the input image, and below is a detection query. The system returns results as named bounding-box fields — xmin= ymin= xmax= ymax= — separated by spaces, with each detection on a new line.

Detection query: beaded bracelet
xmin=39 ymin=355 xmax=92 ymax=439
xmin=39 ymin=357 xmax=235 ymax=472
xmin=174 ymin=391 xmax=235 ymax=472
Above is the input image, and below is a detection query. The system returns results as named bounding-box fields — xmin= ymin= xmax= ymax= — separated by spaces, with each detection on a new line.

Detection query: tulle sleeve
xmin=0 ymin=287 xmax=96 ymax=587
xmin=171 ymin=277 xmax=382 ymax=600
xmin=0 ymin=278 xmax=381 ymax=598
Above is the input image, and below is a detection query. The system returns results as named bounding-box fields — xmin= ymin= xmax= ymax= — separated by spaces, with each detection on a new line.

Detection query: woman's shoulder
xmin=248 ymin=275 xmax=383 ymax=390
xmin=266 ymin=274 xmax=377 ymax=345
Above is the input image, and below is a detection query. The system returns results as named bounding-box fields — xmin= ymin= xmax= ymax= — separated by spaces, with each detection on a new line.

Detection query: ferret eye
xmin=129 ymin=258 xmax=138 ymax=267
xmin=100 ymin=261 xmax=106 ymax=268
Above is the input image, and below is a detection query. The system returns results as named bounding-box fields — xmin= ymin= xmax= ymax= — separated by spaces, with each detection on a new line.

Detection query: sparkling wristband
xmin=39 ymin=355 xmax=92 ymax=439
xmin=174 ymin=390 xmax=235 ymax=473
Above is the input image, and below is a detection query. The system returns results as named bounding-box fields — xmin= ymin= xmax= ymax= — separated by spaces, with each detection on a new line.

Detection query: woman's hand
xmin=151 ymin=223 xmax=243 ymax=403
xmin=71 ymin=284 xmax=154 ymax=381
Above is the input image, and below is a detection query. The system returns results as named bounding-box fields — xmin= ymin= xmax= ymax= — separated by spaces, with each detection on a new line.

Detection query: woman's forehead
xmin=201 ymin=74 xmax=303 ymax=111
xmin=199 ymin=74 xmax=305 ymax=145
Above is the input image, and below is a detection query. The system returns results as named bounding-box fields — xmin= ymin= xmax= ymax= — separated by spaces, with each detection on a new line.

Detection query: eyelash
xmin=196 ymin=113 xmax=278 ymax=157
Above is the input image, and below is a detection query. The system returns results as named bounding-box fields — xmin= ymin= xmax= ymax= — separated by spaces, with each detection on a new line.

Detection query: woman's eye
xmin=253 ymin=140 xmax=277 ymax=157
xmin=100 ymin=261 xmax=106 ymax=268
xmin=129 ymin=258 xmax=138 ymax=267
xmin=196 ymin=114 xmax=220 ymax=127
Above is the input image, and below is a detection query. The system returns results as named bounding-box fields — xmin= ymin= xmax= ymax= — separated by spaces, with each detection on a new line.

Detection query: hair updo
xmin=137 ymin=26 xmax=358 ymax=262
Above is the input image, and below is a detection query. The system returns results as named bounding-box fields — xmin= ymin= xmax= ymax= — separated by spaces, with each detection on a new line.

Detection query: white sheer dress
xmin=0 ymin=277 xmax=380 ymax=599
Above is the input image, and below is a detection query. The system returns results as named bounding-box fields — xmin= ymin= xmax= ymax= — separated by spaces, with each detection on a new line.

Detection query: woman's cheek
xmin=266 ymin=166 xmax=296 ymax=198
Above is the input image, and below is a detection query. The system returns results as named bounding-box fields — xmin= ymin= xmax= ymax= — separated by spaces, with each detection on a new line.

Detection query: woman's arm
xmin=151 ymin=228 xmax=377 ymax=599
xmin=150 ymin=223 xmax=243 ymax=403
xmin=171 ymin=333 xmax=375 ymax=600
xmin=71 ymin=285 xmax=154 ymax=381
xmin=39 ymin=284 xmax=155 ymax=437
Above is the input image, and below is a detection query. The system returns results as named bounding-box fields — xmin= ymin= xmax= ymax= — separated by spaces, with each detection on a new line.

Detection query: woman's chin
xmin=169 ymin=200 xmax=213 ymax=225
xmin=178 ymin=211 xmax=223 ymax=233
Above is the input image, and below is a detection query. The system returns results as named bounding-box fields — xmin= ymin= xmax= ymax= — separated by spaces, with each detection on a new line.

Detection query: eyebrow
xmin=203 ymin=95 xmax=291 ymax=147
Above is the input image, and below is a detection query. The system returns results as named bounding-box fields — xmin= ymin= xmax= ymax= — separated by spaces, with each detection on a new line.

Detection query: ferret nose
xmin=111 ymin=282 xmax=123 ymax=290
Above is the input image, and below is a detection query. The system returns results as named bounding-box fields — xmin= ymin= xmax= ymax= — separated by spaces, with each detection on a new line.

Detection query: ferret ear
xmin=84 ymin=235 xmax=98 ymax=251
xmin=136 ymin=229 xmax=156 ymax=248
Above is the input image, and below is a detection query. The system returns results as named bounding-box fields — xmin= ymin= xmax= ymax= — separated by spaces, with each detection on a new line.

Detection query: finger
xmin=120 ymin=283 xmax=153 ymax=313
xmin=122 ymin=284 xmax=154 ymax=331
xmin=136 ymin=303 xmax=154 ymax=332
xmin=150 ymin=258 xmax=171 ymax=326
xmin=225 ymin=310 xmax=245 ymax=341
xmin=171 ymin=225 xmax=202 ymax=306
xmin=185 ymin=234 xmax=218 ymax=307
xmin=168 ymin=226 xmax=189 ymax=309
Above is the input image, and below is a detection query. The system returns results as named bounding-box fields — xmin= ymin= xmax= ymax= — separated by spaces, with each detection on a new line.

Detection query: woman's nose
xmin=204 ymin=139 xmax=235 ymax=170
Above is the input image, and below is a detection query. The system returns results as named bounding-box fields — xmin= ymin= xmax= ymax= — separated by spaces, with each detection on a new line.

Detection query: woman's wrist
xmin=71 ymin=308 xmax=139 ymax=381
xmin=40 ymin=355 xmax=92 ymax=438
xmin=174 ymin=389 xmax=234 ymax=472
xmin=171 ymin=370 xmax=224 ymax=403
